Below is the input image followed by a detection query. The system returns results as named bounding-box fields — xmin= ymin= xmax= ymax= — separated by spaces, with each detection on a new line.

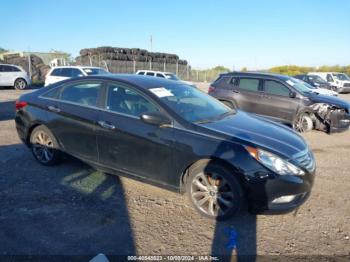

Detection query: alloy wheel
xmin=15 ymin=79 xmax=26 ymax=90
xmin=190 ymin=172 xmax=234 ymax=217
xmin=32 ymin=131 xmax=54 ymax=163
xmin=293 ymin=114 xmax=313 ymax=133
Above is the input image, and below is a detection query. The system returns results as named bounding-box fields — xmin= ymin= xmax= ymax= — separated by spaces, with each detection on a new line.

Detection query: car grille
xmin=293 ymin=150 xmax=315 ymax=173
xmin=343 ymin=83 xmax=350 ymax=87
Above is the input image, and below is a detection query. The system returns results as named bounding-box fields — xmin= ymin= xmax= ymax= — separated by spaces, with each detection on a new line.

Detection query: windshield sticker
xmin=149 ymin=87 xmax=174 ymax=98
xmin=286 ymin=80 xmax=295 ymax=86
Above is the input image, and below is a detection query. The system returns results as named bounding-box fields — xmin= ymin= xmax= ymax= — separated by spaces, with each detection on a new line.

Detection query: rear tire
xmin=30 ymin=125 xmax=61 ymax=166
xmin=186 ymin=161 xmax=244 ymax=221
xmin=14 ymin=78 xmax=27 ymax=90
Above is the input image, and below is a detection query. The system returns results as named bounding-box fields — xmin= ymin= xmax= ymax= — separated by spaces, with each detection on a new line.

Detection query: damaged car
xmin=209 ymin=72 xmax=350 ymax=133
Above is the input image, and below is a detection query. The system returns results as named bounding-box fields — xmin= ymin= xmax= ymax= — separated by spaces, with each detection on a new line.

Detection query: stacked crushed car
xmin=75 ymin=46 xmax=189 ymax=74
xmin=1 ymin=53 xmax=50 ymax=82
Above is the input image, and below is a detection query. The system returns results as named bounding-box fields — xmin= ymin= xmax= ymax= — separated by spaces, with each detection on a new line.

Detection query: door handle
xmin=98 ymin=121 xmax=116 ymax=130
xmin=48 ymin=105 xmax=61 ymax=113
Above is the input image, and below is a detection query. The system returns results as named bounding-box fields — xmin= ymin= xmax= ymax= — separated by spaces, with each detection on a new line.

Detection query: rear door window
xmin=238 ymin=78 xmax=260 ymax=92
xmin=60 ymin=82 xmax=102 ymax=106
xmin=2 ymin=65 xmax=15 ymax=72
xmin=9 ymin=66 xmax=20 ymax=72
xmin=71 ymin=68 xmax=83 ymax=77
xmin=213 ymin=76 xmax=231 ymax=88
xmin=264 ymin=80 xmax=290 ymax=97
xmin=60 ymin=68 xmax=72 ymax=77
xmin=156 ymin=73 xmax=165 ymax=78
xmin=146 ymin=72 xmax=155 ymax=76
xmin=50 ymin=68 xmax=62 ymax=76
xmin=43 ymin=81 xmax=102 ymax=106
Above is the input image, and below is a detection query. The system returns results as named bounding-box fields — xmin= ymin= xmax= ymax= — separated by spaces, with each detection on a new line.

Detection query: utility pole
xmin=27 ymin=47 xmax=32 ymax=80
xmin=150 ymin=35 xmax=153 ymax=51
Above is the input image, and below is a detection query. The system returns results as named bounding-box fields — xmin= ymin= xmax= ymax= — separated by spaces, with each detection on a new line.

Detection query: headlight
xmin=245 ymin=146 xmax=305 ymax=176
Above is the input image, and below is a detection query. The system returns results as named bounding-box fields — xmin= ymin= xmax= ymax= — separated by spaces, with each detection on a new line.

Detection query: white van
xmin=308 ymin=72 xmax=350 ymax=93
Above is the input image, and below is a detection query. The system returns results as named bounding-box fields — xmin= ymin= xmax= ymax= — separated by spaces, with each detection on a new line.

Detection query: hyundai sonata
xmin=15 ymin=75 xmax=315 ymax=220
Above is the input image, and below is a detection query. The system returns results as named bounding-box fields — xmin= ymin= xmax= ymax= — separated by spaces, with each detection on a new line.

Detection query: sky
xmin=1 ymin=0 xmax=350 ymax=70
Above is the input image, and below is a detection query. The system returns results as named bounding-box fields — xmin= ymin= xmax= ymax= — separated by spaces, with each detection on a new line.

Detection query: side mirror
xmin=289 ymin=91 xmax=297 ymax=98
xmin=140 ymin=112 xmax=171 ymax=126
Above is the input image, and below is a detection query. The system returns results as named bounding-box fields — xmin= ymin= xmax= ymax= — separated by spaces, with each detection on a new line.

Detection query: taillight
xmin=208 ymin=86 xmax=216 ymax=94
xmin=15 ymin=101 xmax=27 ymax=110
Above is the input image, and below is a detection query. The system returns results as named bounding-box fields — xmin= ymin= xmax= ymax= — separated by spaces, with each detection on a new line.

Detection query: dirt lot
xmin=0 ymin=84 xmax=350 ymax=260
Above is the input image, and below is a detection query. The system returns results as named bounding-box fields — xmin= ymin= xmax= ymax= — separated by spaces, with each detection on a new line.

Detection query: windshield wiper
xmin=195 ymin=110 xmax=235 ymax=124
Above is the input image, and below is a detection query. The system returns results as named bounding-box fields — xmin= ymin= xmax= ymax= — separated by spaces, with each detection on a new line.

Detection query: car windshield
xmin=165 ymin=73 xmax=180 ymax=81
xmin=302 ymin=81 xmax=317 ymax=90
xmin=333 ymin=73 xmax=350 ymax=81
xmin=149 ymin=84 xmax=234 ymax=123
xmin=286 ymin=77 xmax=313 ymax=94
xmin=308 ymin=75 xmax=328 ymax=84
xmin=83 ymin=68 xmax=109 ymax=75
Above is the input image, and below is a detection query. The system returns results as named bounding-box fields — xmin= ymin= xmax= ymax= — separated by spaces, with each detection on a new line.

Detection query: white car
xmin=0 ymin=64 xmax=31 ymax=90
xmin=136 ymin=70 xmax=196 ymax=87
xmin=293 ymin=78 xmax=338 ymax=96
xmin=45 ymin=66 xmax=109 ymax=86
xmin=308 ymin=72 xmax=350 ymax=93
xmin=308 ymin=86 xmax=338 ymax=96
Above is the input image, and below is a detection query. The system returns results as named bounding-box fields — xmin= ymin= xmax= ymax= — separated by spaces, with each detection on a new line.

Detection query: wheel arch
xmin=26 ymin=122 xmax=59 ymax=147
xmin=179 ymin=157 xmax=246 ymax=194
xmin=14 ymin=77 xmax=28 ymax=85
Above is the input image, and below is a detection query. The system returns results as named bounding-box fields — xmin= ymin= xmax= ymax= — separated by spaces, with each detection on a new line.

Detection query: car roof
xmin=220 ymin=71 xmax=291 ymax=80
xmin=137 ymin=70 xmax=174 ymax=74
xmin=0 ymin=63 xmax=20 ymax=67
xmin=51 ymin=66 xmax=104 ymax=69
xmin=81 ymin=74 xmax=184 ymax=89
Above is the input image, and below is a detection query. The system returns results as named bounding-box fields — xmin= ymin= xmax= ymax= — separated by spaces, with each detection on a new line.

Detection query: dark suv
xmin=294 ymin=74 xmax=331 ymax=89
xmin=209 ymin=72 xmax=350 ymax=133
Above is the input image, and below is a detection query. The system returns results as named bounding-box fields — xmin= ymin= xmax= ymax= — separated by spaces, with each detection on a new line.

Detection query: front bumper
xmin=245 ymin=168 xmax=315 ymax=214
xmin=329 ymin=112 xmax=350 ymax=133
xmin=337 ymin=86 xmax=350 ymax=93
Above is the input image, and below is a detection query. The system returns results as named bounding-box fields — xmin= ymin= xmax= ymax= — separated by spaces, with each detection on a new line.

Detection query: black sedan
xmin=15 ymin=75 xmax=315 ymax=220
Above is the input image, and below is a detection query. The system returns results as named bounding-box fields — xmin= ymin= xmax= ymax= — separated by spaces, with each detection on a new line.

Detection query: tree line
xmin=268 ymin=65 xmax=350 ymax=76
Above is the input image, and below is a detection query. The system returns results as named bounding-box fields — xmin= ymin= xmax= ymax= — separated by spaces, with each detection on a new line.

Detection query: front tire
xmin=186 ymin=161 xmax=244 ymax=221
xmin=14 ymin=78 xmax=27 ymax=90
xmin=30 ymin=125 xmax=61 ymax=166
xmin=293 ymin=113 xmax=313 ymax=133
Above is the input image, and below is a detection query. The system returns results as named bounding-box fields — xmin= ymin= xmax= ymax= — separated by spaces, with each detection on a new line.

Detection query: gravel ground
xmin=0 ymin=84 xmax=349 ymax=260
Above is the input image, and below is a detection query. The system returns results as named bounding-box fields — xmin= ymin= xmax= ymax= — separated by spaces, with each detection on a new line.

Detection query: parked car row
xmin=44 ymin=66 xmax=109 ymax=86
xmin=209 ymin=72 xmax=350 ymax=134
xmin=294 ymin=72 xmax=350 ymax=93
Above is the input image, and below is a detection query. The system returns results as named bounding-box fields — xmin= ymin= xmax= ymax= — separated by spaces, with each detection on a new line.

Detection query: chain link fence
xmin=76 ymin=55 xmax=191 ymax=80
xmin=75 ymin=56 xmax=228 ymax=83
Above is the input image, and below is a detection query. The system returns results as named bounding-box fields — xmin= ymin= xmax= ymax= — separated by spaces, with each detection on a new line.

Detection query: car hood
xmin=311 ymin=88 xmax=337 ymax=96
xmin=197 ymin=111 xmax=308 ymax=159
xmin=180 ymin=80 xmax=196 ymax=86
xmin=308 ymin=93 xmax=350 ymax=109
